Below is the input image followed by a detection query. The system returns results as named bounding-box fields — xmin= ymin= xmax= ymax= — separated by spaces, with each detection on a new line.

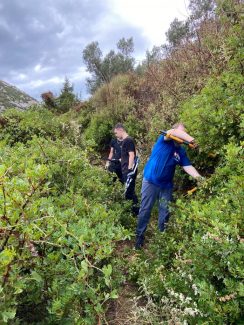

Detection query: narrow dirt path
xmin=106 ymin=282 xmax=139 ymax=324
xmin=105 ymin=240 xmax=145 ymax=324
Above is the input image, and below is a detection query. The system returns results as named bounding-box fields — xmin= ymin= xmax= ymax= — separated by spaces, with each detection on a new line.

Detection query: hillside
xmin=0 ymin=0 xmax=243 ymax=324
xmin=0 ymin=80 xmax=37 ymax=112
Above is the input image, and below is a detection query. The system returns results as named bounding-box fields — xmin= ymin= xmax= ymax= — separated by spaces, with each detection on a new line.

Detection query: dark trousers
xmin=123 ymin=170 xmax=139 ymax=215
xmin=108 ymin=162 xmax=123 ymax=183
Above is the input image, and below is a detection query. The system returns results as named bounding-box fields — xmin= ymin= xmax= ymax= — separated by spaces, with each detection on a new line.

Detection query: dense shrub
xmin=0 ymin=137 xmax=131 ymax=324
xmin=84 ymin=112 xmax=114 ymax=149
xmin=0 ymin=1 xmax=243 ymax=324
xmin=129 ymin=143 xmax=244 ymax=324
xmin=0 ymin=108 xmax=62 ymax=145
xmin=181 ymin=71 xmax=244 ymax=168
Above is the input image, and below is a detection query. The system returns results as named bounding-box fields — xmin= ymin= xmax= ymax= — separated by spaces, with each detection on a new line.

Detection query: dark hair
xmin=113 ymin=123 xmax=125 ymax=131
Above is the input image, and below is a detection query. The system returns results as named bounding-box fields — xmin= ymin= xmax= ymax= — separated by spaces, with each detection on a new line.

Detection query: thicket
xmin=0 ymin=132 xmax=132 ymax=324
xmin=126 ymin=2 xmax=244 ymax=324
xmin=0 ymin=0 xmax=243 ymax=324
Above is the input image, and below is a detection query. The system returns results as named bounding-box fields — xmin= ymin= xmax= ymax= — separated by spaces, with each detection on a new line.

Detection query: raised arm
xmin=165 ymin=129 xmax=195 ymax=143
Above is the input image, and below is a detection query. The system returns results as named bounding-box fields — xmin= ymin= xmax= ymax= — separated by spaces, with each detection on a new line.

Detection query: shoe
xmin=135 ymin=236 xmax=144 ymax=250
xmin=135 ymin=243 xmax=143 ymax=250
xmin=132 ymin=206 xmax=139 ymax=216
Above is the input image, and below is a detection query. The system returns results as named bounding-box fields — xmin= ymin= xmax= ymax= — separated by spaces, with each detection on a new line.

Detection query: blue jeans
xmin=136 ymin=179 xmax=173 ymax=241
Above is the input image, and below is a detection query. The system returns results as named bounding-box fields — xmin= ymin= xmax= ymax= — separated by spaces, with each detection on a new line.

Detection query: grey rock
xmin=0 ymin=80 xmax=38 ymax=112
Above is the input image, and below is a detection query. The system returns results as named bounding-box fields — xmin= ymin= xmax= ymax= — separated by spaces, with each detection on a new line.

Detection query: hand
xmin=190 ymin=140 xmax=199 ymax=149
xmin=105 ymin=161 xmax=110 ymax=170
xmin=196 ymin=176 xmax=205 ymax=187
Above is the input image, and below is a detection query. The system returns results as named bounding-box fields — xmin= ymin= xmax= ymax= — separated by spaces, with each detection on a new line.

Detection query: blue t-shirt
xmin=143 ymin=135 xmax=191 ymax=189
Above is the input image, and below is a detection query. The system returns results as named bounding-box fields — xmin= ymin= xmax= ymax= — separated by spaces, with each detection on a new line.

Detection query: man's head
xmin=113 ymin=123 xmax=127 ymax=140
xmin=173 ymin=122 xmax=186 ymax=131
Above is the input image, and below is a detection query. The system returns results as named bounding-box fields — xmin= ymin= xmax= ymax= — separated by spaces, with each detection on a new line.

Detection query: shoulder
xmin=124 ymin=136 xmax=135 ymax=144
xmin=156 ymin=135 xmax=173 ymax=146
xmin=123 ymin=137 xmax=136 ymax=152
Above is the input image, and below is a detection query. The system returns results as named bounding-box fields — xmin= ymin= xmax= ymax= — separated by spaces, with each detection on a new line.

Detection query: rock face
xmin=0 ymin=80 xmax=38 ymax=112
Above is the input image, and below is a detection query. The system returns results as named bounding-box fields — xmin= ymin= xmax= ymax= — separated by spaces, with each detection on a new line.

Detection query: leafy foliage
xmin=166 ymin=18 xmax=189 ymax=47
xmin=181 ymin=70 xmax=244 ymax=170
xmin=0 ymin=137 xmax=130 ymax=324
xmin=129 ymin=144 xmax=244 ymax=324
xmin=0 ymin=108 xmax=62 ymax=145
xmin=0 ymin=1 xmax=243 ymax=324
xmin=56 ymin=77 xmax=77 ymax=113
xmin=82 ymin=38 xmax=135 ymax=93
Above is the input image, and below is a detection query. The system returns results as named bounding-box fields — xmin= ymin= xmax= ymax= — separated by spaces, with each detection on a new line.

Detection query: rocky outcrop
xmin=0 ymin=80 xmax=38 ymax=112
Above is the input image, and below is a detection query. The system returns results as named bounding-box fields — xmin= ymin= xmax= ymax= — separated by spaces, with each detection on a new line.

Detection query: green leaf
xmin=2 ymin=310 xmax=16 ymax=322
xmin=102 ymin=264 xmax=112 ymax=277
xmin=31 ymin=271 xmax=43 ymax=283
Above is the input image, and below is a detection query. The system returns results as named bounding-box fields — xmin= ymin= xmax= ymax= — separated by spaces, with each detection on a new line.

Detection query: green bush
xmin=129 ymin=144 xmax=244 ymax=324
xmin=84 ymin=74 xmax=146 ymax=150
xmin=84 ymin=112 xmax=114 ymax=149
xmin=0 ymin=108 xmax=62 ymax=145
xmin=0 ymin=137 xmax=131 ymax=324
xmin=181 ymin=71 xmax=244 ymax=169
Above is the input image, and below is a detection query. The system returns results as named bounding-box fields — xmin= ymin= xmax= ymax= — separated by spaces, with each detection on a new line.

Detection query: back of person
xmin=144 ymin=135 xmax=190 ymax=189
xmin=135 ymin=123 xmax=202 ymax=249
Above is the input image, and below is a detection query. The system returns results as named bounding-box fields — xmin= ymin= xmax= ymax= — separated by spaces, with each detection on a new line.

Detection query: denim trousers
xmin=136 ymin=179 xmax=173 ymax=239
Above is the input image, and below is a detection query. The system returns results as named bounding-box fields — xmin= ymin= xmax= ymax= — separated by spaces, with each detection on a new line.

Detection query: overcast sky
xmin=0 ymin=0 xmax=189 ymax=100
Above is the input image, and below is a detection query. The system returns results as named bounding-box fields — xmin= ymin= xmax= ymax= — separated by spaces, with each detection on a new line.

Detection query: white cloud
xmin=34 ymin=64 xmax=42 ymax=72
xmin=9 ymin=71 xmax=28 ymax=81
xmin=1 ymin=0 xmax=191 ymax=100
xmin=25 ymin=77 xmax=64 ymax=89
xmin=108 ymin=0 xmax=189 ymax=47
xmin=18 ymin=73 xmax=27 ymax=81
xmin=70 ymin=66 xmax=90 ymax=82
xmin=34 ymin=64 xmax=53 ymax=74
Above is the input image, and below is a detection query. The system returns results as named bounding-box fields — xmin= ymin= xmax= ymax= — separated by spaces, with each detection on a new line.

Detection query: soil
xmin=105 ymin=240 xmax=146 ymax=325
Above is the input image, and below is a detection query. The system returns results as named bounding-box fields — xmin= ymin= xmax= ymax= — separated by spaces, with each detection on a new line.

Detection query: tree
xmin=41 ymin=91 xmax=56 ymax=109
xmin=166 ymin=18 xmax=189 ymax=47
xmin=82 ymin=38 xmax=135 ymax=94
xmin=146 ymin=45 xmax=168 ymax=64
xmin=57 ymin=77 xmax=77 ymax=113
xmin=188 ymin=0 xmax=216 ymax=21
xmin=117 ymin=37 xmax=134 ymax=57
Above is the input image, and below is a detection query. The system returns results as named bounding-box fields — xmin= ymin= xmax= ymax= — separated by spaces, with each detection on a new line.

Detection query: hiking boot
xmin=135 ymin=236 xmax=144 ymax=250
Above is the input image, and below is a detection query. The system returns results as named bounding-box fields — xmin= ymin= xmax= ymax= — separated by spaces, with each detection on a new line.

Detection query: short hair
xmin=172 ymin=122 xmax=185 ymax=129
xmin=113 ymin=123 xmax=125 ymax=131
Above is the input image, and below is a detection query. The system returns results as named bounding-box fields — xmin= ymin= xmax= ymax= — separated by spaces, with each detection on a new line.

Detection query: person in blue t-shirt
xmin=135 ymin=123 xmax=202 ymax=249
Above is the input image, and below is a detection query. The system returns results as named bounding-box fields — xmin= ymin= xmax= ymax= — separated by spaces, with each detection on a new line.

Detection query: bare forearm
xmin=128 ymin=152 xmax=135 ymax=169
xmin=108 ymin=148 xmax=113 ymax=160
xmin=183 ymin=165 xmax=201 ymax=178
xmin=167 ymin=129 xmax=194 ymax=143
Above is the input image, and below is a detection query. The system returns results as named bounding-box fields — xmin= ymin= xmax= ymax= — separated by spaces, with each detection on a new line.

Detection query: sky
xmin=0 ymin=0 xmax=189 ymax=100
